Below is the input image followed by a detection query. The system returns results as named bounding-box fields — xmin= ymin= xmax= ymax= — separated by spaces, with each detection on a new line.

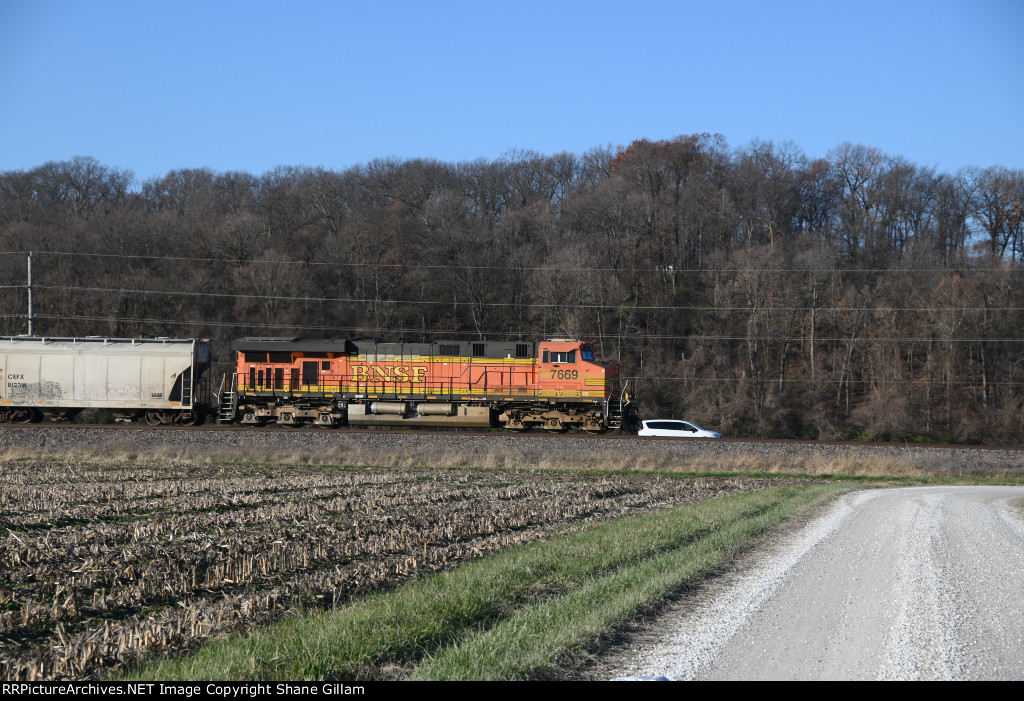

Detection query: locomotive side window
xmin=550 ymin=350 xmax=576 ymax=364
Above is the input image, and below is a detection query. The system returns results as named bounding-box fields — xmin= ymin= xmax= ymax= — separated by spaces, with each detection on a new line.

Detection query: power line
xmin=22 ymin=284 xmax=1024 ymax=314
xmin=5 ymin=313 xmax=1024 ymax=344
xmin=4 ymin=249 xmax=1024 ymax=275
xmin=1 ymin=313 xmax=467 ymax=336
xmin=621 ymin=376 xmax=1024 ymax=386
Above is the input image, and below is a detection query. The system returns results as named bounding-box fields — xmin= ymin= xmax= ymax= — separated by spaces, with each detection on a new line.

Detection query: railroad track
xmin=3 ymin=420 xmax=1024 ymax=453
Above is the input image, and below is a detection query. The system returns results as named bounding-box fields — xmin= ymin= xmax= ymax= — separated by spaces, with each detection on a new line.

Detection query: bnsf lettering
xmin=350 ymin=365 xmax=427 ymax=382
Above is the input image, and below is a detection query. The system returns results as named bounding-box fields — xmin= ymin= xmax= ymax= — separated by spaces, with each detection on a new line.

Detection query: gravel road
xmin=611 ymin=486 xmax=1024 ymax=681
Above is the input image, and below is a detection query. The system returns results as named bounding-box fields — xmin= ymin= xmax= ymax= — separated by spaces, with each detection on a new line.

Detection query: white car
xmin=637 ymin=420 xmax=722 ymax=438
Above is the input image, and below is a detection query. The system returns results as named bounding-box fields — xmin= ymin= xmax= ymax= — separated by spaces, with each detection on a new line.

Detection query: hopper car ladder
xmin=180 ymin=367 xmax=192 ymax=407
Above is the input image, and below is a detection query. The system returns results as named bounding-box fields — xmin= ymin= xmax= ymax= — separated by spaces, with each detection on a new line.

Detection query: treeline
xmin=1 ymin=136 xmax=1023 ymax=442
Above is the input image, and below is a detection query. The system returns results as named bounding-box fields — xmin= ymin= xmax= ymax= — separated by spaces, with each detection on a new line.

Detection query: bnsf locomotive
xmin=221 ymin=337 xmax=633 ymax=432
xmin=0 ymin=335 xmax=634 ymax=432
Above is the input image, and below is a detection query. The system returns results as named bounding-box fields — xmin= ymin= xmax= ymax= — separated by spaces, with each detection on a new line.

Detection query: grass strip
xmin=122 ymin=483 xmax=849 ymax=681
xmin=411 ymin=488 xmax=825 ymax=679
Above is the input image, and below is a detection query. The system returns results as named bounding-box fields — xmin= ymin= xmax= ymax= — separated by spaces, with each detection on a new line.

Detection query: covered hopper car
xmin=0 ymin=336 xmax=211 ymax=425
xmin=218 ymin=337 xmax=634 ymax=432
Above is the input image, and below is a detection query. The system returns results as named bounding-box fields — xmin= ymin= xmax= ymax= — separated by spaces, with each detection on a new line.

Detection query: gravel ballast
xmin=2 ymin=426 xmax=1024 ymax=475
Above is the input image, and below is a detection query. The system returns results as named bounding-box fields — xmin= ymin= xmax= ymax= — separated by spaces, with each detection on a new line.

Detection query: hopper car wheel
xmin=177 ymin=412 xmax=197 ymax=427
xmin=144 ymin=410 xmax=164 ymax=426
xmin=11 ymin=409 xmax=36 ymax=424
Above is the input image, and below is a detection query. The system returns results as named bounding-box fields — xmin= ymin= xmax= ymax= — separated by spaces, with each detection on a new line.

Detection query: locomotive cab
xmin=498 ymin=339 xmax=625 ymax=433
xmin=537 ymin=340 xmax=606 ymax=395
xmin=535 ymin=338 xmax=632 ymax=431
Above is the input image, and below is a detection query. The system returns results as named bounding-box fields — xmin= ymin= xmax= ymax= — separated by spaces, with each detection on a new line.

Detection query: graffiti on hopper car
xmin=7 ymin=381 xmax=64 ymax=399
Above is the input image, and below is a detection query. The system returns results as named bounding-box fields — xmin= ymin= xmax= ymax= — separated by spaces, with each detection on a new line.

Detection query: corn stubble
xmin=0 ymin=460 xmax=795 ymax=681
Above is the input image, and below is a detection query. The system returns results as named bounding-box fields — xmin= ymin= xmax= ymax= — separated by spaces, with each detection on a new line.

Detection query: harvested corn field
xmin=0 ymin=460 xmax=789 ymax=681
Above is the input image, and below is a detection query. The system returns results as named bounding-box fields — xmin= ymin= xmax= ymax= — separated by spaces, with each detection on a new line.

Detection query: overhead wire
xmin=1 ymin=249 xmax=1023 ymax=275
xmin=21 ymin=284 xmax=1024 ymax=314
xmin=3 ymin=312 xmax=1024 ymax=345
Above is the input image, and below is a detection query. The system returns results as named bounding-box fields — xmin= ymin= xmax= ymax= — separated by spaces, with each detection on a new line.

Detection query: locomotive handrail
xmin=214 ymin=373 xmax=227 ymax=405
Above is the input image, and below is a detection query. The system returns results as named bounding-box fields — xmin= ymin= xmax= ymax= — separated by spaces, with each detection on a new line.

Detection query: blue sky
xmin=1 ymin=0 xmax=1021 ymax=183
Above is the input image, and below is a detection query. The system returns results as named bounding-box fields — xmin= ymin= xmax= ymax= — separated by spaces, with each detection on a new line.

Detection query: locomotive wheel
xmin=241 ymin=413 xmax=266 ymax=427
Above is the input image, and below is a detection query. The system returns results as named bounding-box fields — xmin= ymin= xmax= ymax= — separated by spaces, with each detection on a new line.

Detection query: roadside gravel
xmin=606 ymin=486 xmax=1024 ymax=681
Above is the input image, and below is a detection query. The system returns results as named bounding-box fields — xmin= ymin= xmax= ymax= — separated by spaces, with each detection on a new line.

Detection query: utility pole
xmin=26 ymin=251 xmax=35 ymax=336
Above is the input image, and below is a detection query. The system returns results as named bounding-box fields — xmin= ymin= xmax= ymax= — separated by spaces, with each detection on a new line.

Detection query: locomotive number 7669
xmin=551 ymin=370 xmax=579 ymax=380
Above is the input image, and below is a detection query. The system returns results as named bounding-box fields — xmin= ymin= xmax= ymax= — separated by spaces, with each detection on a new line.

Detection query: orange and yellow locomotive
xmin=220 ymin=337 xmax=632 ymax=432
